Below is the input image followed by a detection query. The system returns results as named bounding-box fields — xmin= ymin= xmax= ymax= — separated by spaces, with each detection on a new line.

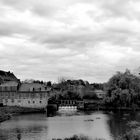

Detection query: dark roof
xmin=0 ymin=70 xmax=18 ymax=84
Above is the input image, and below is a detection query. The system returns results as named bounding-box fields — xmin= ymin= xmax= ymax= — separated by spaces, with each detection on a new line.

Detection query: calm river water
xmin=0 ymin=111 xmax=140 ymax=140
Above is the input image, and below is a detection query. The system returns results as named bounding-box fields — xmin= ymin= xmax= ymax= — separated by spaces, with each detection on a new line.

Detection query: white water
xmin=58 ymin=106 xmax=77 ymax=111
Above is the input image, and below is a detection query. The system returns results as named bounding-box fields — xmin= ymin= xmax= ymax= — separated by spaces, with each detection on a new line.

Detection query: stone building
xmin=0 ymin=70 xmax=49 ymax=109
xmin=0 ymin=82 xmax=49 ymax=109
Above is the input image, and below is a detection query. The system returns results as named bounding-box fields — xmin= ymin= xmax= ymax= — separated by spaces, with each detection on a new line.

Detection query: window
xmin=33 ymin=101 xmax=35 ymax=104
xmin=40 ymin=101 xmax=42 ymax=103
xmin=40 ymin=94 xmax=42 ymax=99
xmin=5 ymin=87 xmax=7 ymax=91
xmin=5 ymin=99 xmax=8 ymax=103
xmin=28 ymin=101 xmax=30 ymax=104
xmin=11 ymin=99 xmax=14 ymax=103
xmin=12 ymin=92 xmax=14 ymax=97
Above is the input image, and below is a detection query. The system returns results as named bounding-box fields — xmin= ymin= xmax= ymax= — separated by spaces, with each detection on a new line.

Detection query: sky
xmin=0 ymin=0 xmax=140 ymax=83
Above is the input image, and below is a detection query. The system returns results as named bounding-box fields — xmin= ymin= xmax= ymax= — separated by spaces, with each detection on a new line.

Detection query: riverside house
xmin=0 ymin=70 xmax=49 ymax=109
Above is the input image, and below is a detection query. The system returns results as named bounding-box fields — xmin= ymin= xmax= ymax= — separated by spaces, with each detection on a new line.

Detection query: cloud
xmin=0 ymin=0 xmax=140 ymax=82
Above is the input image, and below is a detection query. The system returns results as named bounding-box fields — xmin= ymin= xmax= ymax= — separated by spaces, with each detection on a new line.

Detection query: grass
xmin=52 ymin=135 xmax=105 ymax=140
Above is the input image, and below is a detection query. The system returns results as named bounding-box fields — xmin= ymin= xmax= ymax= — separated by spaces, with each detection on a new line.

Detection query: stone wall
xmin=0 ymin=91 xmax=48 ymax=109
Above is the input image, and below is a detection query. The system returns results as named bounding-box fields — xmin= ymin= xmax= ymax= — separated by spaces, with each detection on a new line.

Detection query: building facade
xmin=0 ymin=73 xmax=49 ymax=109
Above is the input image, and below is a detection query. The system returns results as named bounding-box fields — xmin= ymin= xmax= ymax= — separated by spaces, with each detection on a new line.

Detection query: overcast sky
xmin=0 ymin=0 xmax=140 ymax=83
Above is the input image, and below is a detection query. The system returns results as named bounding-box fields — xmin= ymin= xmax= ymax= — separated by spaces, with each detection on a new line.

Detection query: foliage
xmin=47 ymin=81 xmax=52 ymax=87
xmin=90 ymin=83 xmax=104 ymax=90
xmin=104 ymin=69 xmax=140 ymax=108
xmin=83 ymin=92 xmax=98 ymax=100
xmin=117 ymin=121 xmax=140 ymax=140
xmin=33 ymin=80 xmax=44 ymax=84
xmin=58 ymin=91 xmax=82 ymax=100
xmin=117 ymin=129 xmax=140 ymax=140
xmin=127 ymin=121 xmax=140 ymax=128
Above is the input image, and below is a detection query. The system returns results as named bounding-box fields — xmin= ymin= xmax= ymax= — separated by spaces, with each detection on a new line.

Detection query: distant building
xmin=94 ymin=90 xmax=106 ymax=99
xmin=67 ymin=84 xmax=86 ymax=97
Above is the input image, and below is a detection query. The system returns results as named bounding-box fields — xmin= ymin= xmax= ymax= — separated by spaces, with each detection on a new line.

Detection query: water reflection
xmin=0 ymin=114 xmax=48 ymax=140
xmin=16 ymin=129 xmax=21 ymax=140
xmin=0 ymin=111 xmax=139 ymax=140
xmin=107 ymin=111 xmax=140 ymax=138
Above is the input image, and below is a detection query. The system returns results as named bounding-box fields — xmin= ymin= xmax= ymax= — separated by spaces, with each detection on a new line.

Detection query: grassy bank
xmin=52 ymin=135 xmax=104 ymax=140
xmin=53 ymin=131 xmax=140 ymax=140
xmin=0 ymin=106 xmax=46 ymax=123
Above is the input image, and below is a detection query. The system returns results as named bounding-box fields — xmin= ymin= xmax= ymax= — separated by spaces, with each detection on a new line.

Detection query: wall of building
xmin=0 ymin=91 xmax=48 ymax=109
xmin=2 ymin=98 xmax=48 ymax=108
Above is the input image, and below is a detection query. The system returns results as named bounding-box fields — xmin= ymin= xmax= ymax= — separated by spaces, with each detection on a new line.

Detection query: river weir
xmin=58 ymin=106 xmax=77 ymax=111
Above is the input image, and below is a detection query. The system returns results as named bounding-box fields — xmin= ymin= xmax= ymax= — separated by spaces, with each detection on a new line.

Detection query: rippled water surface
xmin=0 ymin=111 xmax=140 ymax=140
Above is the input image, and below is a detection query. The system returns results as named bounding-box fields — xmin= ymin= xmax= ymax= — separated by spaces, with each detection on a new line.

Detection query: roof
xmin=0 ymin=70 xmax=18 ymax=84
xmin=19 ymin=83 xmax=46 ymax=91
xmin=0 ymin=81 xmax=19 ymax=87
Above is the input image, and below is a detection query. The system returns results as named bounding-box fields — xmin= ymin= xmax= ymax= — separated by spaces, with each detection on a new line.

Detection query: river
xmin=0 ymin=111 xmax=140 ymax=140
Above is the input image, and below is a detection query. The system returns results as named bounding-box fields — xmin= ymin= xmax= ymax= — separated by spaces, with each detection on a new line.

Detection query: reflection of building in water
xmin=16 ymin=129 xmax=21 ymax=140
xmin=0 ymin=70 xmax=49 ymax=109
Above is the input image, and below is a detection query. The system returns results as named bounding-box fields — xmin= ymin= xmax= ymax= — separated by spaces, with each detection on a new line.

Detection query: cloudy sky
xmin=0 ymin=0 xmax=140 ymax=83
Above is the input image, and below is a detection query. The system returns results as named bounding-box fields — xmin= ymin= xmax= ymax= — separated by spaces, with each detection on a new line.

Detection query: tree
xmin=47 ymin=81 xmax=52 ymax=87
xmin=104 ymin=69 xmax=140 ymax=108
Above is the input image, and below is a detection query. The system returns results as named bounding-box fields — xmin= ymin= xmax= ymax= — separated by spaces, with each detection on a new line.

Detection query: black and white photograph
xmin=0 ymin=0 xmax=140 ymax=140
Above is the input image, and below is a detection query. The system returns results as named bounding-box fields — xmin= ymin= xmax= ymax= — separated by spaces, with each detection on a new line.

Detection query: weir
xmin=58 ymin=100 xmax=84 ymax=111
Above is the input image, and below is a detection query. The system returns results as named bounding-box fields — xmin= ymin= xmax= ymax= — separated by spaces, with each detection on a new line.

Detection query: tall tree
xmin=105 ymin=70 xmax=140 ymax=108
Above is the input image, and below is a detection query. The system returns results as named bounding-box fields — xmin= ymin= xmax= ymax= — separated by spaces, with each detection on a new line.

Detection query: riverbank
xmin=0 ymin=106 xmax=46 ymax=123
xmin=83 ymin=102 xmax=140 ymax=111
xmin=83 ymin=106 xmax=140 ymax=111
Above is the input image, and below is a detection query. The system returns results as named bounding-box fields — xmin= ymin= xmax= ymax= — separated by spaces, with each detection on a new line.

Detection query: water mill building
xmin=0 ymin=70 xmax=49 ymax=109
